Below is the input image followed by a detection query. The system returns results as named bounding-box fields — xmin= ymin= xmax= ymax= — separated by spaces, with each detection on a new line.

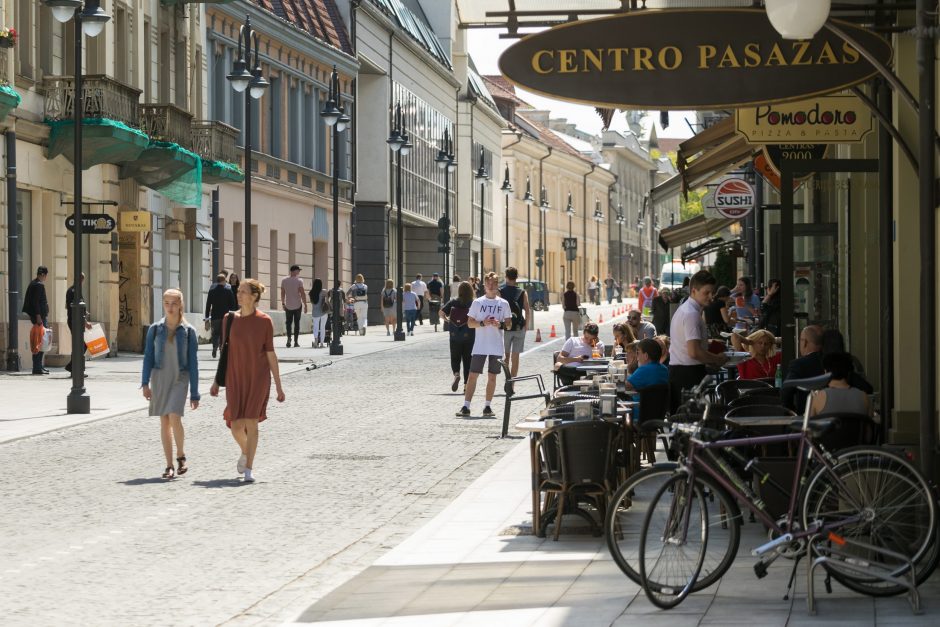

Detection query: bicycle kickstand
xmin=782 ymin=553 xmax=803 ymax=601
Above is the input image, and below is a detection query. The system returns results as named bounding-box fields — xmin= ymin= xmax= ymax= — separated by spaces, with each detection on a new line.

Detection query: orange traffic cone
xmin=550 ymin=324 xmax=557 ymax=338
xmin=535 ymin=328 xmax=542 ymax=342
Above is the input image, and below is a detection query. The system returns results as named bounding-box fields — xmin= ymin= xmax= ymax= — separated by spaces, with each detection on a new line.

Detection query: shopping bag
xmin=40 ymin=326 xmax=53 ymax=352
xmin=83 ymin=323 xmax=109 ymax=359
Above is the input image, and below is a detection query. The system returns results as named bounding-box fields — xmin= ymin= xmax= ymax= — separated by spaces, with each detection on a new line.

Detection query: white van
xmin=659 ymin=260 xmax=700 ymax=291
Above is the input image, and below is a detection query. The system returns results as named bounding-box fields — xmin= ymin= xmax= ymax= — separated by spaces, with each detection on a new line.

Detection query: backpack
xmin=499 ymin=284 xmax=525 ymax=331
xmin=382 ymin=289 xmax=395 ymax=308
xmin=354 ymin=284 xmax=367 ymax=298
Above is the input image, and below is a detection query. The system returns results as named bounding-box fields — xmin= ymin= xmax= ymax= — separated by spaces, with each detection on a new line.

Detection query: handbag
xmin=214 ymin=313 xmax=235 ymax=387
xmin=40 ymin=326 xmax=53 ymax=352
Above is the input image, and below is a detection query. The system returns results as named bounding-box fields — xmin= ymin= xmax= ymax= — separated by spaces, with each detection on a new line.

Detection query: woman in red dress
xmin=210 ymin=278 xmax=285 ymax=482
xmin=736 ymin=329 xmax=782 ymax=380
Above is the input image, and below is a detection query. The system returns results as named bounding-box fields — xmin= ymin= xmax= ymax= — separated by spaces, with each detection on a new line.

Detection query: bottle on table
xmin=774 ymin=364 xmax=783 ymax=388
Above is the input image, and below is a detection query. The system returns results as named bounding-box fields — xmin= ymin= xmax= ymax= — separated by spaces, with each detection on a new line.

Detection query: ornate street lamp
xmin=500 ymin=165 xmax=513 ymax=269
xmin=387 ymin=103 xmax=412 ymax=341
xmin=46 ymin=0 xmax=110 ymax=415
xmin=538 ymin=185 xmax=550 ymax=284
xmin=765 ymin=0 xmax=831 ymax=40
xmin=565 ymin=192 xmax=575 ymax=286
xmin=522 ymin=177 xmax=534 ymax=280
xmin=227 ymin=14 xmax=268 ymax=278
xmin=321 ymin=66 xmax=349 ymax=355
xmin=474 ymin=147 xmax=489 ymax=278
xmin=435 ymin=127 xmax=456 ymax=298
xmin=593 ymin=199 xmax=604 ymax=282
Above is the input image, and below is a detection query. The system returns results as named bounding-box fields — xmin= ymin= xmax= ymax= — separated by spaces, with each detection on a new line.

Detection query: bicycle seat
xmin=781 ymin=373 xmax=831 ymax=392
xmin=789 ymin=417 xmax=839 ymax=439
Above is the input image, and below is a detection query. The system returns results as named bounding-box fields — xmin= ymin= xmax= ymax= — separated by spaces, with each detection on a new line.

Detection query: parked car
xmin=517 ymin=279 xmax=549 ymax=311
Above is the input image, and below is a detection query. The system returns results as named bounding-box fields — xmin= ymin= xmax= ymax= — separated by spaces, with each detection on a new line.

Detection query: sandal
xmin=162 ymin=466 xmax=175 ymax=479
xmin=176 ymin=456 xmax=188 ymax=476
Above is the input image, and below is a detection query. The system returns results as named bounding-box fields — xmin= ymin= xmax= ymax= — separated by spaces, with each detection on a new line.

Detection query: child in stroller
xmin=344 ymin=297 xmax=358 ymax=332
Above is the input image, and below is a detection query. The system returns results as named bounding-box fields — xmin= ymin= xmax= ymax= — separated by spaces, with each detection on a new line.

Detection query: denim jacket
xmin=141 ymin=318 xmax=200 ymax=400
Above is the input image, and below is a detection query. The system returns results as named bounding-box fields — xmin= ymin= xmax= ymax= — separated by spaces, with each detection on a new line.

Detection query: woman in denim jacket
xmin=142 ymin=289 xmax=200 ymax=479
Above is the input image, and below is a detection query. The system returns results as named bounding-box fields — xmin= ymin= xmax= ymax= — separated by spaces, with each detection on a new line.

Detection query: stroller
xmin=344 ymin=299 xmax=358 ymax=333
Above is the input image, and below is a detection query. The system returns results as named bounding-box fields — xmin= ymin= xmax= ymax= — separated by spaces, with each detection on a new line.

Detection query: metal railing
xmin=192 ymin=120 xmax=239 ymax=163
xmin=43 ymin=75 xmax=142 ymax=128
xmin=140 ymin=104 xmax=193 ymax=148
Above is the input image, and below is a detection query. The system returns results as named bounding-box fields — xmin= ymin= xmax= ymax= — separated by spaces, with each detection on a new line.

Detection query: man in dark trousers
xmin=22 ymin=266 xmax=50 ymax=375
xmin=783 ymin=324 xmax=825 ymax=412
xmin=204 ymin=273 xmax=237 ymax=358
xmin=65 ymin=272 xmax=93 ymax=373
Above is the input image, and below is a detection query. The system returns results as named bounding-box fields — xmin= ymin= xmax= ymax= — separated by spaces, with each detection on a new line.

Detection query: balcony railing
xmin=140 ymin=104 xmax=193 ymax=149
xmin=192 ymin=120 xmax=239 ymax=163
xmin=43 ymin=75 xmax=142 ymax=128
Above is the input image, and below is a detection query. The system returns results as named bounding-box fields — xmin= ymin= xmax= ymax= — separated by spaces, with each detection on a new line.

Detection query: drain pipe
xmin=211 ymin=187 xmax=220 ymax=277
xmin=5 ymin=130 xmax=19 ymax=371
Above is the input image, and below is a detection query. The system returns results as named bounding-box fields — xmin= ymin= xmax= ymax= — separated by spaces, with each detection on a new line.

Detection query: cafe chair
xmin=552 ymin=351 xmax=563 ymax=389
xmin=536 ymin=420 xmax=619 ymax=540
xmin=637 ymin=384 xmax=671 ymax=465
xmin=727 ymin=394 xmax=785 ymax=409
xmin=715 ymin=379 xmax=773 ymax=405
xmin=498 ymin=360 xmax=550 ymax=438
xmin=803 ymin=412 xmax=877 ymax=451
xmin=725 ymin=404 xmax=797 ymax=419
xmin=739 ymin=386 xmax=782 ymax=400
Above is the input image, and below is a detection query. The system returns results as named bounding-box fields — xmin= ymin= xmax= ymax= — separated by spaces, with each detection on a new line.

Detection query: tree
xmin=711 ymin=247 xmax=736 ymax=289
xmin=662 ymin=151 xmax=704 ymax=222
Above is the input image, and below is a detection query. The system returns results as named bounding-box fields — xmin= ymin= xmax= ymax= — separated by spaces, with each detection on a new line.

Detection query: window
xmin=267 ymin=75 xmax=281 ymax=158
xmin=159 ymin=28 xmax=170 ymax=103
xmin=302 ymin=89 xmax=315 ymax=168
xmin=16 ymin=0 xmax=33 ymax=78
xmin=114 ymin=5 xmax=129 ymax=84
xmin=142 ymin=20 xmax=151 ymax=102
xmin=194 ymin=46 xmax=204 ymax=117
xmin=288 ymin=82 xmax=300 ymax=163
xmin=174 ymin=21 xmax=187 ymax=108
xmin=38 ymin=5 xmax=54 ymax=78
xmin=316 ymin=91 xmax=326 ymax=171
xmin=15 ymin=190 xmax=32 ymax=309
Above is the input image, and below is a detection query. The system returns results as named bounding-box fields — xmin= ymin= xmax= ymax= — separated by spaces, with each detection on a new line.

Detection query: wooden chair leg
xmin=554 ymin=491 xmax=566 ymax=541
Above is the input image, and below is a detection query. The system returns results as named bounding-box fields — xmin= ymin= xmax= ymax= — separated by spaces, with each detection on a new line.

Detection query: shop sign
xmin=497 ymin=9 xmax=892 ymax=110
xmin=65 ymin=213 xmax=116 ymax=234
xmin=735 ymin=96 xmax=873 ymax=143
xmin=754 ymin=153 xmax=801 ymax=193
xmin=713 ymin=178 xmax=755 ymax=219
xmin=119 ymin=210 xmax=152 ymax=233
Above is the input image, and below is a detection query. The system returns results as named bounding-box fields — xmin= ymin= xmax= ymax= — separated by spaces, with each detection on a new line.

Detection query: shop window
xmin=15 ymin=190 xmax=32 ymax=310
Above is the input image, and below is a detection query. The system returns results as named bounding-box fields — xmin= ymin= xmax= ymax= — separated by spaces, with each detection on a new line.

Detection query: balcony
xmin=44 ymin=74 xmax=149 ymax=169
xmin=140 ymin=104 xmax=193 ymax=149
xmin=0 ymin=48 xmax=20 ymax=121
xmin=192 ymin=120 xmax=244 ymax=184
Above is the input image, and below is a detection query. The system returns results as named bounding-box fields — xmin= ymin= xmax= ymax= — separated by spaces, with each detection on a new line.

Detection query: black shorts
xmin=470 ymin=354 xmax=502 ymax=375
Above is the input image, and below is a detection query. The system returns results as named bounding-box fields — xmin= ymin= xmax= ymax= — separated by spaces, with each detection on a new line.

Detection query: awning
xmin=194 ymin=225 xmax=215 ymax=243
xmin=659 ymin=214 xmax=739 ymax=251
xmin=680 ymin=237 xmax=744 ymax=263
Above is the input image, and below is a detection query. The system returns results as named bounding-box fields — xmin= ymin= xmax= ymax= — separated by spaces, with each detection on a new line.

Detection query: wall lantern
xmin=765 ymin=0 xmax=831 ymax=40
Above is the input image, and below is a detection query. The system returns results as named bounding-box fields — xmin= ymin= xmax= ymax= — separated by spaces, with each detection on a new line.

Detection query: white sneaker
xmin=237 ymin=454 xmax=247 ymax=475
xmin=244 ymin=468 xmax=255 ymax=483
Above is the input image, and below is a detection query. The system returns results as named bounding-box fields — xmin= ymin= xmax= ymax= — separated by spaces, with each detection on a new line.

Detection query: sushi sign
xmin=713 ymin=179 xmax=755 ymax=219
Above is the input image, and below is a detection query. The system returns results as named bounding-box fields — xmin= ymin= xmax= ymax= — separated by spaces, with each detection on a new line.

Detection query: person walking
xmin=427 ymin=272 xmax=444 ymax=329
xmin=23 ymin=266 xmax=50 ymax=375
xmin=205 ymin=273 xmax=236 ymax=358
xmin=209 ymin=279 xmax=285 ymax=483
xmin=309 ymin=278 xmax=330 ymax=348
xmin=441 ymin=281 xmax=476 ymax=393
xmin=499 ymin=266 xmax=530 ymax=378
xmin=380 ymin=278 xmax=397 ymax=336
xmin=402 ymin=283 xmax=419 ymax=335
xmin=346 ymin=274 xmax=369 ymax=336
xmin=228 ymin=272 xmax=241 ymax=298
xmin=65 ymin=272 xmax=93 ymax=373
xmin=604 ymin=273 xmax=616 ymax=304
xmin=638 ymin=277 xmax=658 ymax=314
xmin=459 ymin=272 xmax=511 ymax=417
xmin=587 ymin=275 xmax=599 ymax=306
xmin=141 ymin=289 xmax=200 ymax=480
xmin=411 ymin=273 xmax=428 ymax=325
xmin=562 ymin=281 xmax=581 ymax=339
xmin=668 ymin=270 xmax=728 ymax=412
xmin=449 ymin=274 xmax=462 ymax=301
xmin=280 ymin=265 xmax=307 ymax=347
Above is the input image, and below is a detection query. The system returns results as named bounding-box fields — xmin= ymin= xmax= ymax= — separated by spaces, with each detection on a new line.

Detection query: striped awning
xmin=658 ymin=214 xmax=738 ymax=251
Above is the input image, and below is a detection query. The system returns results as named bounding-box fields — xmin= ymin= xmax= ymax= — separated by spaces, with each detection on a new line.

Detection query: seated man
xmin=555 ymin=323 xmax=604 ymax=386
xmin=625 ymin=338 xmax=669 ymax=399
xmin=809 ymin=351 xmax=871 ymax=418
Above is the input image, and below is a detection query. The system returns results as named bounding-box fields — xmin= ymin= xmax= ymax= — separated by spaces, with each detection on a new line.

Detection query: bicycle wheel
xmin=638 ymin=473 xmax=708 ymax=609
xmin=606 ymin=465 xmax=741 ymax=592
xmin=802 ymin=447 xmax=937 ymax=596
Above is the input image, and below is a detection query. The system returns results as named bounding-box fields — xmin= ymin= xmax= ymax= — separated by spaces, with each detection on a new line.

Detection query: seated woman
xmin=653 ymin=335 xmax=670 ymax=365
xmin=810 ymin=351 xmax=871 ymax=417
xmin=611 ymin=322 xmax=637 ymax=358
xmin=820 ymin=328 xmax=874 ymax=394
xmin=735 ymin=329 xmax=782 ymax=380
xmin=705 ymin=286 xmax=733 ymax=338
xmin=625 ymin=338 xmax=669 ymax=399
xmin=554 ymin=323 xmax=604 ymax=386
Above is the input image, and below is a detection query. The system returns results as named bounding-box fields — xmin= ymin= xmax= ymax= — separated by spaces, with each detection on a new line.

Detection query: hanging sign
xmin=735 ymin=96 xmax=873 ymax=143
xmin=119 ymin=210 xmax=152 ymax=233
xmin=713 ymin=178 xmax=755 ymax=219
xmin=498 ymin=10 xmax=892 ymax=110
xmin=754 ymin=153 xmax=801 ymax=193
xmin=65 ymin=213 xmax=116 ymax=234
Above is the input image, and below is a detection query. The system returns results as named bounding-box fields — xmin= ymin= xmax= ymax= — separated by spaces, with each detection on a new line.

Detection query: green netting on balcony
xmin=46 ymin=118 xmax=150 ymax=169
xmin=120 ymin=141 xmax=203 ymax=207
xmin=0 ymin=84 xmax=21 ymax=120
xmin=202 ymin=158 xmax=244 ymax=184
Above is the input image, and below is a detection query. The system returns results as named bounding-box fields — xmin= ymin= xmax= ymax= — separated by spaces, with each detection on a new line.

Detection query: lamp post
xmin=500 ymin=165 xmax=513 ymax=269
xmin=321 ymin=66 xmax=350 ymax=356
xmin=46 ymin=0 xmax=109 ymax=415
xmin=387 ymin=103 xmax=412 ymax=341
xmin=593 ymin=199 xmax=604 ymax=283
xmin=227 ymin=14 xmax=268 ymax=278
xmin=765 ymin=0 xmax=831 ymax=39
xmin=523 ymin=178 xmax=534 ymax=279
xmin=616 ymin=205 xmax=625 ymax=303
xmin=565 ymin=192 xmax=574 ymax=286
xmin=538 ymin=186 xmax=549 ymax=285
xmin=434 ymin=128 xmax=456 ymax=297
xmin=475 ymin=147 xmax=489 ymax=277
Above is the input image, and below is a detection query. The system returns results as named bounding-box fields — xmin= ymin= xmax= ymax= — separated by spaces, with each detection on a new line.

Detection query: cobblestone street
xmin=0 ymin=316 xmax=570 ymax=626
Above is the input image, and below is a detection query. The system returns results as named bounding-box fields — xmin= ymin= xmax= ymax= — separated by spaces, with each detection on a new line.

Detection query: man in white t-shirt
xmin=668 ymin=270 xmax=728 ymax=411
xmin=411 ymin=274 xmax=428 ymax=325
xmin=554 ymin=322 xmax=605 ymax=386
xmin=458 ymin=272 xmax=512 ymax=418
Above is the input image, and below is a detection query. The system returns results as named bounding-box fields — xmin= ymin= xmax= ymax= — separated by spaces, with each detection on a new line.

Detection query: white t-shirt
xmin=561 ymin=337 xmax=606 ymax=359
xmin=669 ymin=297 xmax=707 ymax=366
xmin=411 ymin=280 xmax=428 ymax=297
xmin=468 ymin=295 xmax=509 ymax=356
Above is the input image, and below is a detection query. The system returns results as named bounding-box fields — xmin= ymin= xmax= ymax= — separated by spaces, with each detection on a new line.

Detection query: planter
xmin=0 ymin=39 xmax=14 ymax=49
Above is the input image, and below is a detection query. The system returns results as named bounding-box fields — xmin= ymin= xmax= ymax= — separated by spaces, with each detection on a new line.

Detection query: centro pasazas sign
xmin=498 ymin=9 xmax=893 ymax=110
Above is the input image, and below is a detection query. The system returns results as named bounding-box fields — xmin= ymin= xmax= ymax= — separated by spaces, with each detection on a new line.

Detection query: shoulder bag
xmin=214 ymin=313 xmax=235 ymax=387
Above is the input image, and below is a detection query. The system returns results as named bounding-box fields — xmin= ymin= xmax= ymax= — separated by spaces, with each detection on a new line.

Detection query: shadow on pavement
xmin=119 ymin=477 xmax=171 ymax=486
xmin=191 ymin=478 xmax=252 ymax=488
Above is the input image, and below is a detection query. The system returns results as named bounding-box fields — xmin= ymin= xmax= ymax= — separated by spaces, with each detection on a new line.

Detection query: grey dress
xmin=149 ymin=335 xmax=189 ymax=417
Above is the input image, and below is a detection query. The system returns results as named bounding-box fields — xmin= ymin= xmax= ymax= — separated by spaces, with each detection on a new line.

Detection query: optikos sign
xmin=498 ymin=9 xmax=892 ymax=110
xmin=735 ymin=96 xmax=873 ymax=143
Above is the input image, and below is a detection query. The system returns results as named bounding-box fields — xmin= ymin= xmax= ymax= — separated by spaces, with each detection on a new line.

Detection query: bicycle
xmin=635 ymin=374 xmax=937 ymax=610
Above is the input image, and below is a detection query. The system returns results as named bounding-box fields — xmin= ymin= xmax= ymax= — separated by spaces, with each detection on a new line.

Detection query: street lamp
xmin=523 ymin=177 xmax=534 ymax=280
xmin=435 ymin=127 xmax=456 ymax=298
xmin=227 ymin=14 xmax=268 ymax=278
xmin=593 ymin=199 xmax=604 ymax=283
xmin=388 ymin=103 xmax=412 ymax=341
xmin=321 ymin=66 xmax=349 ymax=356
xmin=616 ymin=205 xmax=626 ymax=303
xmin=765 ymin=0 xmax=830 ymax=40
xmin=46 ymin=0 xmax=110 ymax=415
xmin=565 ymin=192 xmax=575 ymax=286
xmin=500 ymin=165 xmax=513 ymax=269
xmin=538 ymin=186 xmax=549 ymax=285
xmin=475 ymin=146 xmax=489 ymax=278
